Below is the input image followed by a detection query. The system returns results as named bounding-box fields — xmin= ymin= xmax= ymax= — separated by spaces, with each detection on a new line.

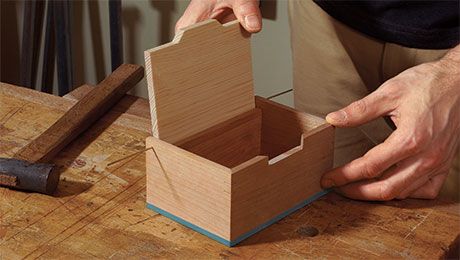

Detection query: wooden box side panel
xmin=255 ymin=96 xmax=325 ymax=159
xmin=145 ymin=20 xmax=255 ymax=144
xmin=177 ymin=108 xmax=262 ymax=168
xmin=230 ymin=125 xmax=334 ymax=240
xmin=146 ymin=137 xmax=232 ymax=240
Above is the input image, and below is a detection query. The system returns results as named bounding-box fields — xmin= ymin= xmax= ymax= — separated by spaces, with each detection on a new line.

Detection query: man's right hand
xmin=175 ymin=0 xmax=262 ymax=34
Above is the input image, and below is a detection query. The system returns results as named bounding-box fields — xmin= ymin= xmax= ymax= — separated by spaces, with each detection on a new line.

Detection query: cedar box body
xmin=144 ymin=20 xmax=334 ymax=246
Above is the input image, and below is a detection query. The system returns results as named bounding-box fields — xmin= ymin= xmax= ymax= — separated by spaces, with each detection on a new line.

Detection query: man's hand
xmin=175 ymin=0 xmax=262 ymax=34
xmin=321 ymin=45 xmax=460 ymax=201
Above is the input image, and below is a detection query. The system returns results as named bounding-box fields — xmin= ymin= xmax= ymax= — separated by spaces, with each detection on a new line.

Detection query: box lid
xmin=144 ymin=20 xmax=255 ymax=144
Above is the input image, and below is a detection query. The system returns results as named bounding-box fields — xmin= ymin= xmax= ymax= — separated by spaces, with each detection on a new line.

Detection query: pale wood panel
xmin=230 ymin=124 xmax=335 ymax=240
xmin=144 ymin=20 xmax=255 ymax=144
xmin=146 ymin=137 xmax=232 ymax=240
xmin=178 ymin=108 xmax=262 ymax=168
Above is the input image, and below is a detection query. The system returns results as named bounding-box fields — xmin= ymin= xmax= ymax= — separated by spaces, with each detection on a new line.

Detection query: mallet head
xmin=0 ymin=158 xmax=59 ymax=195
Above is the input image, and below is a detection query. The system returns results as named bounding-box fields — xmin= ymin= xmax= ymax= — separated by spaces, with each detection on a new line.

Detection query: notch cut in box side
xmin=146 ymin=136 xmax=232 ymax=241
xmin=173 ymin=96 xmax=326 ymax=169
xmin=145 ymin=20 xmax=255 ymax=144
xmin=255 ymin=96 xmax=325 ymax=159
xmin=230 ymin=100 xmax=334 ymax=241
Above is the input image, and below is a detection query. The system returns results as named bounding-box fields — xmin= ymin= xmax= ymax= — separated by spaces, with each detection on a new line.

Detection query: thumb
xmin=231 ymin=0 xmax=262 ymax=33
xmin=326 ymin=92 xmax=392 ymax=127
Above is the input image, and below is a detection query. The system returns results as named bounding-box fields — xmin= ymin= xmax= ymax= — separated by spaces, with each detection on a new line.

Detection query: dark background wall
xmin=0 ymin=0 xmax=293 ymax=104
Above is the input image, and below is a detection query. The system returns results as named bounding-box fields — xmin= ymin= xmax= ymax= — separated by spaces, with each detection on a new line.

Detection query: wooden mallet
xmin=0 ymin=64 xmax=144 ymax=195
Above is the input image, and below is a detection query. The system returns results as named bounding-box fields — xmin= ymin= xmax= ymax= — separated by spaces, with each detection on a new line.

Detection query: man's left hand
xmin=321 ymin=45 xmax=460 ymax=201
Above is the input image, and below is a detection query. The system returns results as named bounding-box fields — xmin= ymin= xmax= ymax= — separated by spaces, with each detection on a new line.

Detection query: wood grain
xmin=144 ymin=20 xmax=255 ymax=144
xmin=13 ymin=64 xmax=144 ymax=163
xmin=1 ymin=84 xmax=459 ymax=258
xmin=146 ymin=136 xmax=232 ymax=240
xmin=256 ymin=96 xmax=325 ymax=159
xmin=0 ymin=82 xmax=152 ymax=133
xmin=143 ymin=19 xmax=336 ymax=245
xmin=63 ymin=84 xmax=152 ymax=121
xmin=178 ymin=108 xmax=262 ymax=168
xmin=230 ymin=123 xmax=334 ymax=240
xmin=146 ymin=95 xmax=334 ymax=243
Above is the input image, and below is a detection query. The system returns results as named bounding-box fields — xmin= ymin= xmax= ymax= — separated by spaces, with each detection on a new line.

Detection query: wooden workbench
xmin=1 ymin=83 xmax=459 ymax=259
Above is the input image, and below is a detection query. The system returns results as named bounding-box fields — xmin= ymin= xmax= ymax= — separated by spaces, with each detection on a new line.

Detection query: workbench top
xmin=1 ymin=83 xmax=459 ymax=259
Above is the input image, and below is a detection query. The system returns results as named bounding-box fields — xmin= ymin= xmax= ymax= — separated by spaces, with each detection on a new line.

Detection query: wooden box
xmin=144 ymin=20 xmax=334 ymax=246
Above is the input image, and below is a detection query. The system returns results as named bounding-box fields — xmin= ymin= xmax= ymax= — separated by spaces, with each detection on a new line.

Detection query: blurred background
xmin=0 ymin=0 xmax=293 ymax=106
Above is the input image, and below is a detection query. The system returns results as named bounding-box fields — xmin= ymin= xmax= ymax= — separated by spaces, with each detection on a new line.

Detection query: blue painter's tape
xmin=146 ymin=203 xmax=232 ymax=246
xmin=229 ymin=188 xmax=330 ymax=246
xmin=146 ymin=189 xmax=329 ymax=247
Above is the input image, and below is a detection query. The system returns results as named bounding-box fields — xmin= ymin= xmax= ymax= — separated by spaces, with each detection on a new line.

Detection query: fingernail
xmin=244 ymin=15 xmax=259 ymax=30
xmin=326 ymin=110 xmax=346 ymax=124
xmin=322 ymin=179 xmax=335 ymax=188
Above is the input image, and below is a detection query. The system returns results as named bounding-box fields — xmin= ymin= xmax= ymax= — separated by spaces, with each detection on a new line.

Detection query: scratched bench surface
xmin=1 ymin=82 xmax=459 ymax=259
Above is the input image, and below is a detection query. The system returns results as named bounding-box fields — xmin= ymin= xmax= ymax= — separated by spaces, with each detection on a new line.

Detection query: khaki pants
xmin=288 ymin=0 xmax=459 ymax=201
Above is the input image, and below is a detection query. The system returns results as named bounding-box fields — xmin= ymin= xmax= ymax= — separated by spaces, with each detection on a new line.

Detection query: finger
xmin=321 ymin=129 xmax=414 ymax=188
xmin=210 ymin=8 xmax=237 ymax=24
xmin=398 ymin=138 xmax=457 ymax=199
xmin=397 ymin=168 xmax=447 ymax=199
xmin=396 ymin=172 xmax=432 ymax=199
xmin=230 ymin=0 xmax=262 ymax=33
xmin=326 ymin=90 xmax=395 ymax=127
xmin=408 ymin=173 xmax=448 ymax=199
xmin=175 ymin=0 xmax=215 ymax=33
xmin=334 ymin=157 xmax=422 ymax=201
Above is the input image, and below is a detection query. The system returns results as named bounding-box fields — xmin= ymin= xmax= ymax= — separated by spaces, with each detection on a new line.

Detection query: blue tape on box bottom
xmin=146 ymin=189 xmax=329 ymax=247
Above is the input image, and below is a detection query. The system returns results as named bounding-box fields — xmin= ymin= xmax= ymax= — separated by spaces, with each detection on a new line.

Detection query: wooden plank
xmin=146 ymin=136 xmax=232 ymax=241
xmin=63 ymin=84 xmax=152 ymax=121
xmin=13 ymin=64 xmax=144 ymax=163
xmin=178 ymin=108 xmax=262 ymax=168
xmin=144 ymin=20 xmax=255 ymax=144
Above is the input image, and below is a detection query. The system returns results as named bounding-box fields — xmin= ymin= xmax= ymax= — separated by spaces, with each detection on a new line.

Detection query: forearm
xmin=443 ymin=44 xmax=460 ymax=62
xmin=427 ymin=44 xmax=460 ymax=96
xmin=439 ymin=44 xmax=460 ymax=73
